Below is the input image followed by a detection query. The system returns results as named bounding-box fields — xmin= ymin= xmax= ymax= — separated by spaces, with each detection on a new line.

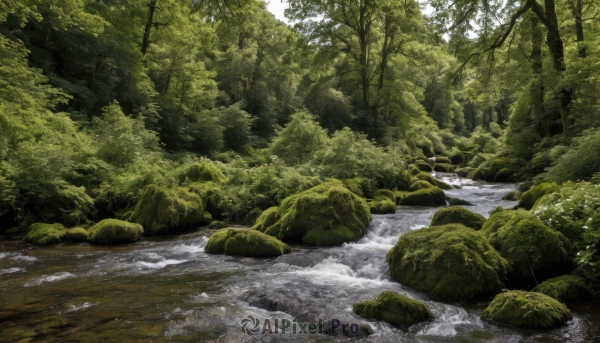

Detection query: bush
xmin=128 ymin=185 xmax=210 ymax=236
xmin=430 ymin=206 xmax=486 ymax=230
xmin=205 ymin=228 xmax=291 ymax=257
xmin=23 ymin=223 xmax=67 ymax=246
xmin=270 ymin=111 xmax=328 ymax=165
xmin=386 ymin=224 xmax=509 ymax=301
xmin=545 ymin=129 xmax=600 ymax=182
xmin=353 ymin=291 xmax=432 ymax=326
xmin=518 ymin=182 xmax=560 ymax=210
xmin=87 ymin=219 xmax=143 ymax=244
xmin=532 ymin=275 xmax=596 ymax=302
xmin=252 ymin=180 xmax=371 ymax=246
xmin=185 ymin=160 xmax=227 ymax=183
xmin=482 ymin=291 xmax=572 ymax=329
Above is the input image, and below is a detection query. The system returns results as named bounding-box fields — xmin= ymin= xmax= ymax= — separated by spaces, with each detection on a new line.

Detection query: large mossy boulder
xmin=413 ymin=172 xmax=452 ymax=190
xmin=386 ymin=224 xmax=509 ymax=301
xmin=484 ymin=211 xmax=572 ymax=287
xmin=532 ymin=275 xmax=597 ymax=302
xmin=399 ymin=187 xmax=446 ymax=207
xmin=252 ymin=180 xmax=372 ymax=246
xmin=482 ymin=291 xmax=572 ymax=329
xmin=205 ymin=228 xmax=291 ymax=257
xmin=128 ymin=184 xmax=211 ymax=236
xmin=414 ymin=162 xmax=433 ymax=172
xmin=480 ymin=209 xmax=524 ymax=241
xmin=23 ymin=223 xmax=67 ymax=246
xmin=435 ymin=156 xmax=452 ymax=164
xmin=63 ymin=227 xmax=89 ymax=243
xmin=341 ymin=178 xmax=376 ymax=198
xmin=353 ymin=291 xmax=432 ymax=326
xmin=430 ymin=206 xmax=486 ymax=230
xmin=369 ymin=190 xmax=396 ymax=214
xmin=87 ymin=219 xmax=143 ymax=244
xmin=517 ymin=182 xmax=559 ymax=210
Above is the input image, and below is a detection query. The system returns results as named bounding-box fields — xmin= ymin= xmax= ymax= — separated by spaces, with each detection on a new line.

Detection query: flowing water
xmin=1 ymin=174 xmax=599 ymax=342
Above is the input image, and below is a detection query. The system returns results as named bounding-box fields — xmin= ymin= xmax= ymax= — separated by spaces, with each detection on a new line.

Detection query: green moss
xmin=434 ymin=163 xmax=454 ymax=173
xmin=393 ymin=190 xmax=409 ymax=204
xmin=430 ymin=206 xmax=486 ymax=230
xmin=448 ymin=198 xmax=473 ymax=206
xmin=252 ymin=206 xmax=279 ymax=232
xmin=517 ymin=182 xmax=560 ymax=210
xmin=482 ymin=291 xmax=572 ymax=329
xmin=532 ymin=275 xmax=597 ymax=302
xmin=188 ymin=181 xmax=225 ymax=220
xmin=23 ymin=223 xmax=67 ymax=246
xmin=486 ymin=211 xmax=572 ymax=286
xmin=386 ymin=224 xmax=509 ymax=301
xmin=128 ymin=185 xmax=209 ymax=236
xmin=208 ymin=221 xmax=229 ymax=230
xmin=369 ymin=189 xmax=396 ymax=214
xmin=400 ymin=186 xmax=446 ymax=207
xmin=495 ymin=168 xmax=516 ymax=182
xmin=435 ymin=156 xmax=452 ymax=164
xmin=253 ymin=180 xmax=372 ymax=246
xmin=340 ymin=178 xmax=375 ymax=198
xmin=413 ymin=171 xmax=452 ymax=190
xmin=410 ymin=166 xmax=422 ymax=176
xmin=481 ymin=210 xmax=522 ymax=241
xmin=456 ymin=167 xmax=476 ymax=178
xmin=353 ymin=291 xmax=432 ymax=326
xmin=63 ymin=227 xmax=89 ymax=243
xmin=502 ymin=191 xmax=520 ymax=201
xmin=87 ymin=219 xmax=143 ymax=244
xmin=205 ymin=228 xmax=291 ymax=257
xmin=185 ymin=161 xmax=227 ymax=183
xmin=409 ymin=180 xmax=434 ymax=192
xmin=414 ymin=162 xmax=433 ymax=172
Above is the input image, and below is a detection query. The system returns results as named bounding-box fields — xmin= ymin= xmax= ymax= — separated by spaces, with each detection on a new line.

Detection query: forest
xmin=1 ymin=0 xmax=600 ymax=340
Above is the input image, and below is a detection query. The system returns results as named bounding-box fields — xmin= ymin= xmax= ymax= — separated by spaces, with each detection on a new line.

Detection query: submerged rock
xmin=482 ymin=291 xmax=572 ymax=329
xmin=369 ymin=190 xmax=396 ymax=214
xmin=205 ymin=228 xmax=290 ymax=257
xmin=23 ymin=223 xmax=67 ymax=246
xmin=532 ymin=275 xmax=597 ymax=302
xmin=128 ymin=184 xmax=211 ymax=236
xmin=353 ymin=291 xmax=432 ymax=326
xmin=252 ymin=180 xmax=371 ymax=246
xmin=386 ymin=224 xmax=509 ymax=301
xmin=87 ymin=219 xmax=143 ymax=244
xmin=430 ymin=206 xmax=486 ymax=230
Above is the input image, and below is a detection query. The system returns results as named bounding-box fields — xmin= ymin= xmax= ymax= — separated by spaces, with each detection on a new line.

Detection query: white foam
xmin=0 ymin=252 xmax=9 ymax=260
xmin=0 ymin=267 xmax=23 ymax=275
xmin=292 ymin=257 xmax=389 ymax=286
xmin=25 ymin=272 xmax=76 ymax=287
xmin=61 ymin=302 xmax=97 ymax=314
xmin=419 ymin=306 xmax=474 ymax=337
xmin=136 ymin=259 xmax=187 ymax=269
xmin=176 ymin=244 xmax=204 ymax=253
xmin=12 ymin=255 xmax=38 ymax=262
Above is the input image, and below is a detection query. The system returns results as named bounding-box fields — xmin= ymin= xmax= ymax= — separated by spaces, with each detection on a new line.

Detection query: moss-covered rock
xmin=409 ymin=180 xmax=434 ymax=192
xmin=482 ymin=291 xmax=572 ymax=329
xmin=208 ymin=221 xmax=229 ymax=230
xmin=414 ymin=162 xmax=433 ymax=172
xmin=353 ymin=291 xmax=432 ymax=326
xmin=502 ymin=191 xmax=520 ymax=201
xmin=252 ymin=206 xmax=279 ymax=231
xmin=23 ymin=223 xmax=67 ymax=246
xmin=386 ymin=224 xmax=509 ymax=301
xmin=87 ymin=219 xmax=143 ymax=244
xmin=205 ymin=228 xmax=291 ymax=257
xmin=341 ymin=178 xmax=376 ymax=198
xmin=494 ymin=168 xmax=516 ymax=182
xmin=486 ymin=212 xmax=572 ymax=287
xmin=400 ymin=187 xmax=446 ymax=207
xmin=128 ymin=185 xmax=210 ymax=236
xmin=188 ymin=181 xmax=225 ymax=220
xmin=517 ymin=182 xmax=560 ymax=210
xmin=413 ymin=172 xmax=452 ymax=190
xmin=532 ymin=275 xmax=597 ymax=302
xmin=435 ymin=156 xmax=452 ymax=164
xmin=430 ymin=206 xmax=486 ymax=230
xmin=434 ymin=163 xmax=454 ymax=173
xmin=63 ymin=227 xmax=89 ymax=243
xmin=185 ymin=161 xmax=227 ymax=183
xmin=369 ymin=190 xmax=396 ymax=214
xmin=448 ymin=198 xmax=474 ymax=206
xmin=480 ymin=210 xmax=522 ymax=241
xmin=253 ymin=180 xmax=372 ymax=246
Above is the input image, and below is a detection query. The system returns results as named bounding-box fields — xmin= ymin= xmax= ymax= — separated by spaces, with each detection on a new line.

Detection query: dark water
xmin=1 ymin=174 xmax=599 ymax=342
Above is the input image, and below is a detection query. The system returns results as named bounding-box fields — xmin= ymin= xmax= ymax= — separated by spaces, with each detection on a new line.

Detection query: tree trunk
xmin=142 ymin=0 xmax=158 ymax=56
xmin=530 ymin=14 xmax=550 ymax=137
xmin=571 ymin=0 xmax=586 ymax=58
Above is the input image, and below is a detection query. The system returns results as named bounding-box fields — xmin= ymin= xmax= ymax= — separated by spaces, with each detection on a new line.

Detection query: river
xmin=1 ymin=173 xmax=599 ymax=342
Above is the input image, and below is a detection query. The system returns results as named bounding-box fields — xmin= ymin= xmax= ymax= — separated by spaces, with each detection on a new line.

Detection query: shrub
xmin=545 ymin=129 xmax=600 ymax=182
xmin=386 ymin=224 xmax=509 ymax=301
xmin=270 ymin=111 xmax=328 ymax=165
xmin=353 ymin=291 xmax=432 ymax=326
xmin=185 ymin=160 xmax=227 ymax=183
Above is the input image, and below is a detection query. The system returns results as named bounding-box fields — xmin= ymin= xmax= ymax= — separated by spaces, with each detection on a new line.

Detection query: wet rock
xmin=448 ymin=198 xmax=474 ymax=206
xmin=532 ymin=275 xmax=597 ymax=302
xmin=353 ymin=291 xmax=432 ymax=326
xmin=430 ymin=206 xmax=486 ymax=230
xmin=22 ymin=223 xmax=67 ymax=246
xmin=205 ymin=228 xmax=290 ymax=257
xmin=87 ymin=219 xmax=143 ymax=244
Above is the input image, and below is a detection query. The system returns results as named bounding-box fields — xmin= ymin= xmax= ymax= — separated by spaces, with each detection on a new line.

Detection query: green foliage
xmin=430 ymin=206 xmax=486 ymax=230
xmin=23 ymin=223 xmax=67 ymax=246
xmin=386 ymin=224 xmax=509 ymax=301
xmin=485 ymin=211 xmax=572 ymax=286
xmin=270 ymin=111 xmax=328 ymax=165
xmin=252 ymin=180 xmax=372 ymax=246
xmin=128 ymin=184 xmax=209 ymax=236
xmin=414 ymin=162 xmax=433 ymax=172
xmin=532 ymin=275 xmax=596 ymax=302
xmin=482 ymin=291 xmax=572 ymax=329
xmin=518 ymin=182 xmax=560 ymax=210
xmin=185 ymin=160 xmax=227 ymax=183
xmin=87 ymin=219 xmax=143 ymax=244
xmin=433 ymin=163 xmax=454 ymax=172
xmin=205 ymin=228 xmax=291 ymax=257
xmin=369 ymin=190 xmax=396 ymax=214
xmin=545 ymin=129 xmax=600 ymax=183
xmin=353 ymin=291 xmax=432 ymax=326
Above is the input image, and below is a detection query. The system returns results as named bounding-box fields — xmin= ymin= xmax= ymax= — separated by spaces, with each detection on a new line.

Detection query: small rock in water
xmin=448 ymin=198 xmax=474 ymax=206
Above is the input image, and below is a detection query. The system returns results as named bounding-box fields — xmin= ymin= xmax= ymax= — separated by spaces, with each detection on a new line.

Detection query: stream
xmin=1 ymin=173 xmax=599 ymax=342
